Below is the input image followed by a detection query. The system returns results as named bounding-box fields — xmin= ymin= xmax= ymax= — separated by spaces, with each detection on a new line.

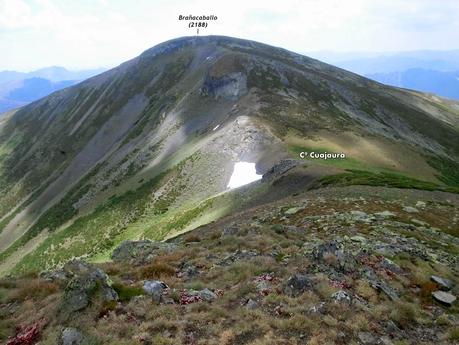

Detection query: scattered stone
xmin=358 ymin=332 xmax=378 ymax=345
xmin=350 ymin=210 xmax=371 ymax=222
xmin=432 ymin=291 xmax=456 ymax=306
xmin=218 ymin=249 xmax=259 ymax=266
xmin=180 ymin=288 xmax=217 ymax=304
xmin=332 ymin=290 xmax=351 ymax=304
xmin=411 ymin=219 xmax=429 ymax=227
xmin=415 ymin=201 xmax=426 ymax=208
xmin=403 ymin=206 xmax=419 ymax=213
xmin=244 ymin=299 xmax=258 ymax=310
xmin=308 ymin=302 xmax=326 ymax=314
xmin=221 ymin=226 xmax=238 ymax=237
xmin=380 ymin=258 xmax=402 ymax=274
xmin=59 ymin=260 xmax=118 ymax=315
xmin=255 ymin=280 xmax=271 ymax=295
xmin=374 ymin=211 xmax=396 ymax=219
xmin=59 ymin=327 xmax=84 ymax=345
xmin=365 ymin=270 xmax=399 ymax=301
xmin=197 ymin=288 xmax=217 ymax=302
xmin=143 ymin=280 xmax=169 ymax=303
xmin=314 ymin=241 xmax=357 ymax=273
xmin=177 ymin=262 xmax=199 ymax=279
xmin=380 ymin=336 xmax=394 ymax=345
xmin=284 ymin=207 xmax=302 ymax=215
xmin=284 ymin=274 xmax=313 ymax=297
xmin=111 ymin=240 xmax=176 ymax=264
xmin=350 ymin=235 xmax=366 ymax=243
xmin=430 ymin=275 xmax=453 ymax=291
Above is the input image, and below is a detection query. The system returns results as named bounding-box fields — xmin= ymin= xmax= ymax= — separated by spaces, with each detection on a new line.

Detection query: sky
xmin=1 ymin=0 xmax=459 ymax=71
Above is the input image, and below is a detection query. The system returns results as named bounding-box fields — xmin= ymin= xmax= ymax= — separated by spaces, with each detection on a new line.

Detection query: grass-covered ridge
xmin=318 ymin=169 xmax=459 ymax=194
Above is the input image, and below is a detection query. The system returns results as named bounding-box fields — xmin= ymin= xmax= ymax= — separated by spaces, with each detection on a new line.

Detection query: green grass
xmin=426 ymin=155 xmax=459 ymax=188
xmin=112 ymin=283 xmax=145 ymax=302
xmin=288 ymin=144 xmax=376 ymax=171
xmin=317 ymin=169 xmax=459 ymax=193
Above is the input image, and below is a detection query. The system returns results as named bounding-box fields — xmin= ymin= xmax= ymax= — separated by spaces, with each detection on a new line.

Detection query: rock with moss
xmin=59 ymin=260 xmax=118 ymax=316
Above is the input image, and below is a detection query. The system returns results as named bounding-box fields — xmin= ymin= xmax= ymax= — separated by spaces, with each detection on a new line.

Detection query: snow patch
xmin=227 ymin=162 xmax=262 ymax=189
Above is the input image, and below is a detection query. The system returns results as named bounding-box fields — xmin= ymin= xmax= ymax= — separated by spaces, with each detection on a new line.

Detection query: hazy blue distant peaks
xmin=367 ymin=69 xmax=459 ymax=100
xmin=0 ymin=66 xmax=107 ymax=113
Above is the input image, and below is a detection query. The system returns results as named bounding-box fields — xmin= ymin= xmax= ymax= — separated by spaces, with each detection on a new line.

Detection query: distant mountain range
xmin=367 ymin=69 xmax=459 ymax=100
xmin=0 ymin=66 xmax=107 ymax=113
xmin=308 ymin=50 xmax=459 ymax=100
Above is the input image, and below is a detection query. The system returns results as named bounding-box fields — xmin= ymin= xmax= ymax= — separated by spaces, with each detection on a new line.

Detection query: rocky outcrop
xmin=200 ymin=72 xmax=247 ymax=100
xmin=59 ymin=260 xmax=118 ymax=316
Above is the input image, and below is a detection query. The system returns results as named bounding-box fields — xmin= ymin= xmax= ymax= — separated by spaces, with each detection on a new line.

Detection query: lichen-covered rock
xmin=59 ymin=328 xmax=84 ymax=345
xmin=332 ymin=290 xmax=352 ymax=304
xmin=40 ymin=270 xmax=69 ymax=286
xmin=143 ymin=280 xmax=169 ymax=303
xmin=111 ymin=240 xmax=176 ymax=264
xmin=284 ymin=274 xmax=313 ymax=297
xmin=313 ymin=241 xmax=357 ymax=273
xmin=59 ymin=260 xmax=118 ymax=316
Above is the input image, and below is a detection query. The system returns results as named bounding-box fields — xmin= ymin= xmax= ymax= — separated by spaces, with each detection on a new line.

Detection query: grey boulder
xmin=59 ymin=327 xmax=84 ymax=345
xmin=143 ymin=280 xmax=169 ymax=303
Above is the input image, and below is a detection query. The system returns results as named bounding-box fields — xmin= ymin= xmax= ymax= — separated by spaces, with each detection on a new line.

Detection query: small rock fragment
xmin=432 ymin=291 xmax=456 ymax=306
xmin=332 ymin=290 xmax=351 ymax=304
xmin=403 ymin=206 xmax=418 ymax=213
xmin=358 ymin=332 xmax=378 ymax=345
xmin=430 ymin=275 xmax=453 ymax=291
xmin=415 ymin=201 xmax=426 ymax=208
xmin=350 ymin=235 xmax=366 ymax=243
xmin=374 ymin=211 xmax=396 ymax=219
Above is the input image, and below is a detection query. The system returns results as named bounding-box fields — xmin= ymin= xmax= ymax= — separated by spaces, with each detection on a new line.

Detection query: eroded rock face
xmin=59 ymin=260 xmax=118 ymax=316
xmin=261 ymin=159 xmax=300 ymax=182
xmin=201 ymin=72 xmax=247 ymax=100
xmin=111 ymin=240 xmax=176 ymax=264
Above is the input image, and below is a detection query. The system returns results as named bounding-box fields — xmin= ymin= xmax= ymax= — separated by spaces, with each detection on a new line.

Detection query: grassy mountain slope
xmin=0 ymin=36 xmax=458 ymax=276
